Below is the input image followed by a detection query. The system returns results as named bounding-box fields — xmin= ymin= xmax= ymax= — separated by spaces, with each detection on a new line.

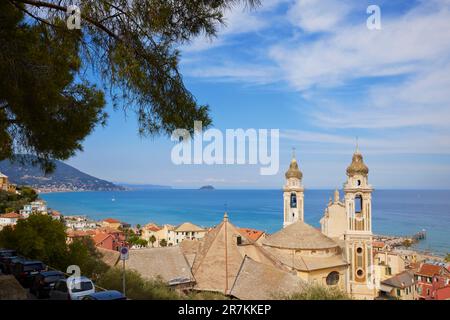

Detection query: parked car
xmin=0 ymin=255 xmax=23 ymax=274
xmin=30 ymin=271 xmax=66 ymax=299
xmin=82 ymin=290 xmax=126 ymax=300
xmin=12 ymin=260 xmax=46 ymax=287
xmin=0 ymin=249 xmax=17 ymax=273
xmin=49 ymin=277 xmax=95 ymax=300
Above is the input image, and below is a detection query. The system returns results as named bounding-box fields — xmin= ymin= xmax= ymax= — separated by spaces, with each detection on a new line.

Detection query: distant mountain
xmin=0 ymin=155 xmax=124 ymax=192
xmin=118 ymin=183 xmax=172 ymax=190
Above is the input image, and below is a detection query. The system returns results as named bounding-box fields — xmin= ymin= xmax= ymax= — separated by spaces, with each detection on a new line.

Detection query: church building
xmin=261 ymin=145 xmax=377 ymax=299
xmin=176 ymin=146 xmax=378 ymax=299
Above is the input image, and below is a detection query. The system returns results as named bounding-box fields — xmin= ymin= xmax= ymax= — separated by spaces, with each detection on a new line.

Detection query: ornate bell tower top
xmin=346 ymin=139 xmax=369 ymax=177
xmin=344 ymin=141 xmax=371 ymax=191
xmin=285 ymin=148 xmax=303 ymax=180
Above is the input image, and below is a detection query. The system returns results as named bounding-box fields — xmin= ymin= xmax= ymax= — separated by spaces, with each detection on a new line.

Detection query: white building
xmin=19 ymin=200 xmax=48 ymax=217
xmin=0 ymin=212 xmax=22 ymax=229
xmin=173 ymin=222 xmax=207 ymax=245
xmin=64 ymin=215 xmax=98 ymax=230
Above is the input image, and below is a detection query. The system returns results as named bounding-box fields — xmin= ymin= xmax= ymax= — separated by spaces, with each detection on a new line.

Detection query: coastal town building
xmin=19 ymin=200 xmax=48 ymax=218
xmin=374 ymin=251 xmax=408 ymax=281
xmin=0 ymin=212 xmax=22 ymax=229
xmin=101 ymin=218 xmax=122 ymax=230
xmin=415 ymin=262 xmax=450 ymax=300
xmin=0 ymin=172 xmax=9 ymax=191
xmin=379 ymin=270 xmax=416 ymax=300
xmin=64 ymin=215 xmax=98 ymax=230
xmin=141 ymin=223 xmax=176 ymax=247
xmin=173 ymin=222 xmax=207 ymax=244
xmin=140 ymin=222 xmax=206 ymax=247
xmin=66 ymin=229 xmax=96 ymax=244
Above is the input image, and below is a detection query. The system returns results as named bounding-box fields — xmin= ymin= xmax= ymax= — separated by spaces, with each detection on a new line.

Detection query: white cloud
xmin=287 ymin=0 xmax=352 ymax=32
xmin=271 ymin=3 xmax=450 ymax=90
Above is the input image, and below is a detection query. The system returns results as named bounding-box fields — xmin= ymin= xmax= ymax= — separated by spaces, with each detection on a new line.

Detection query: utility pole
xmin=122 ymin=258 xmax=126 ymax=296
xmin=120 ymin=246 xmax=129 ymax=296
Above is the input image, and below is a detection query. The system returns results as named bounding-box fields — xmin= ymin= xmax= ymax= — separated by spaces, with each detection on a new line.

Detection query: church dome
xmin=285 ymin=158 xmax=303 ymax=180
xmin=262 ymin=220 xmax=338 ymax=250
xmin=346 ymin=151 xmax=369 ymax=176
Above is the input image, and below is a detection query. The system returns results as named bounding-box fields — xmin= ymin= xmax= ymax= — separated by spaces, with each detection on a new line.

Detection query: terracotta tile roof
xmin=416 ymin=263 xmax=449 ymax=277
xmin=97 ymin=227 xmax=123 ymax=235
xmin=372 ymin=241 xmax=385 ymax=248
xmin=103 ymin=218 xmax=120 ymax=223
xmin=93 ymin=232 xmax=113 ymax=245
xmin=51 ymin=211 xmax=61 ymax=216
xmin=67 ymin=230 xmax=95 ymax=238
xmin=146 ymin=225 xmax=161 ymax=232
xmin=238 ymin=228 xmax=265 ymax=242
xmin=0 ymin=212 xmax=21 ymax=219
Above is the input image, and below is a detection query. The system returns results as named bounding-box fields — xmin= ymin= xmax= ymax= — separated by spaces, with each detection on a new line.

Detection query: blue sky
xmin=68 ymin=0 xmax=450 ymax=189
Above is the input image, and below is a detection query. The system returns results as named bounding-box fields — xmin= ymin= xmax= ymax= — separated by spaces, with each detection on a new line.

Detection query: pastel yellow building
xmin=0 ymin=172 xmax=10 ymax=192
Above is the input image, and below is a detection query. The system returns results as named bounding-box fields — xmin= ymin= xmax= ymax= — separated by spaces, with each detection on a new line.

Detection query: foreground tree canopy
xmin=0 ymin=0 xmax=259 ymax=171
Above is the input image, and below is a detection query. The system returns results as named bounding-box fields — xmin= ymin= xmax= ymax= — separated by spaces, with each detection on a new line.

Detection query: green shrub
xmin=97 ymin=268 xmax=180 ymax=300
xmin=277 ymin=283 xmax=351 ymax=300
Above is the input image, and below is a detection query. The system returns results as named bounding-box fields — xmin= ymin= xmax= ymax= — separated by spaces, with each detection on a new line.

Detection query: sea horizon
xmin=41 ymin=189 xmax=450 ymax=256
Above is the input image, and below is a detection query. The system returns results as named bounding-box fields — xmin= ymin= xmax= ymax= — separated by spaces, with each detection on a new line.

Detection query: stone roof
xmin=263 ymin=246 xmax=348 ymax=271
xmin=191 ymin=214 xmax=279 ymax=294
xmin=263 ymin=220 xmax=339 ymax=250
xmin=230 ymin=256 xmax=304 ymax=300
xmin=126 ymin=247 xmax=194 ymax=285
xmin=381 ymin=270 xmax=415 ymax=289
xmin=175 ymin=222 xmax=205 ymax=232
xmin=97 ymin=247 xmax=120 ymax=267
xmin=0 ymin=172 xmax=7 ymax=178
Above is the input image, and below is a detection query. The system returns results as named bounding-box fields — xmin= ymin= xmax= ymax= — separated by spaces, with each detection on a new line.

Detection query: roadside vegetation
xmin=0 ymin=187 xmax=37 ymax=213
xmin=276 ymin=283 xmax=351 ymax=300
xmin=0 ymin=214 xmax=108 ymax=278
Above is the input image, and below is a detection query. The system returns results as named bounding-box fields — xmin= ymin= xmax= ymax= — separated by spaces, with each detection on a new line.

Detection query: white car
xmin=49 ymin=277 xmax=95 ymax=300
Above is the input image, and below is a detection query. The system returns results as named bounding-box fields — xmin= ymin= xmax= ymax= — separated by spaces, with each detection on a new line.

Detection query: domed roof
xmin=262 ymin=220 xmax=339 ymax=250
xmin=285 ymin=158 xmax=302 ymax=180
xmin=346 ymin=151 xmax=369 ymax=176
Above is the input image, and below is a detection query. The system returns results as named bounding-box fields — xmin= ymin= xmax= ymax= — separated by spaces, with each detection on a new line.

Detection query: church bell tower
xmin=343 ymin=142 xmax=376 ymax=299
xmin=283 ymin=149 xmax=304 ymax=227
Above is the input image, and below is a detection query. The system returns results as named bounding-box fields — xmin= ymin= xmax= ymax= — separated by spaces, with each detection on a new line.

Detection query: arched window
xmin=355 ymin=195 xmax=363 ymax=213
xmin=326 ymin=271 xmax=340 ymax=285
xmin=290 ymin=193 xmax=297 ymax=208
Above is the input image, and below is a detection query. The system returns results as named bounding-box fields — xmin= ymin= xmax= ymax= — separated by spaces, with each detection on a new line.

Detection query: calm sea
xmin=41 ymin=189 xmax=450 ymax=255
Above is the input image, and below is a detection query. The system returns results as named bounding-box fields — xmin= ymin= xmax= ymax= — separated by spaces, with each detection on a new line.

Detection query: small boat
xmin=112 ymin=197 xmax=116 ymax=202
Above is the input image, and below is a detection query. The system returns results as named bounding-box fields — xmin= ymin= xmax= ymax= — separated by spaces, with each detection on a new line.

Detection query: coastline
xmin=40 ymin=189 xmax=450 ymax=257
